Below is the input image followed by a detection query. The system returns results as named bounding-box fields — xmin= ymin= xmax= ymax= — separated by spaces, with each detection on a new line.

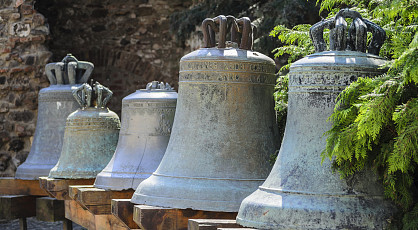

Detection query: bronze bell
xmin=15 ymin=54 xmax=94 ymax=180
xmin=236 ymin=9 xmax=395 ymax=229
xmin=94 ymin=81 xmax=177 ymax=190
xmin=48 ymin=81 xmax=120 ymax=179
xmin=131 ymin=16 xmax=278 ymax=212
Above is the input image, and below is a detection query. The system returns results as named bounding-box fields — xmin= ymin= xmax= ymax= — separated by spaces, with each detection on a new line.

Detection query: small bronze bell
xmin=15 ymin=54 xmax=94 ymax=180
xmin=48 ymin=81 xmax=120 ymax=179
xmin=131 ymin=16 xmax=278 ymax=212
xmin=94 ymin=81 xmax=177 ymax=190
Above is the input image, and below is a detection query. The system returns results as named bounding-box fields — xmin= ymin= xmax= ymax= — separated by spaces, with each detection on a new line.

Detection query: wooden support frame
xmin=65 ymin=199 xmax=129 ymax=230
xmin=0 ymin=195 xmax=37 ymax=220
xmin=36 ymin=197 xmax=66 ymax=222
xmin=38 ymin=177 xmax=95 ymax=200
xmin=68 ymin=186 xmax=134 ymax=215
xmin=133 ymin=205 xmax=238 ymax=230
xmin=0 ymin=177 xmax=48 ymax=196
xmin=112 ymin=199 xmax=140 ymax=229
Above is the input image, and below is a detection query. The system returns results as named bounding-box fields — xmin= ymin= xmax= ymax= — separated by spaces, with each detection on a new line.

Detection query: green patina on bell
xmin=48 ymin=81 xmax=120 ymax=179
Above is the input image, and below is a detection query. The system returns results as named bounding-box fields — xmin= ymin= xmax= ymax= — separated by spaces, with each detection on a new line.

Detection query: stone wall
xmin=35 ymin=0 xmax=194 ymax=115
xmin=0 ymin=0 xmax=51 ymax=176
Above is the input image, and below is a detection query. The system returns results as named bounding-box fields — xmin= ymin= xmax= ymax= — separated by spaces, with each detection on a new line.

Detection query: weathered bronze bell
xmin=94 ymin=81 xmax=177 ymax=190
xmin=48 ymin=81 xmax=120 ymax=179
xmin=15 ymin=54 xmax=94 ymax=180
xmin=131 ymin=16 xmax=278 ymax=212
xmin=236 ymin=9 xmax=395 ymax=229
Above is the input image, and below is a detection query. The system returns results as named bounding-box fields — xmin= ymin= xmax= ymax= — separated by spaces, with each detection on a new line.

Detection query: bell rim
xmin=236 ymin=188 xmax=396 ymax=229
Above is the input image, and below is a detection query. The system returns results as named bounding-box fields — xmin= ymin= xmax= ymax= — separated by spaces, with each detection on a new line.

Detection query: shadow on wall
xmin=34 ymin=0 xmax=194 ymax=116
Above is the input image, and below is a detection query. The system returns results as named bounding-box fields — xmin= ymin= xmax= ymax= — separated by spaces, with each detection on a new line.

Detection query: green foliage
xmin=270 ymin=24 xmax=315 ymax=72
xmin=274 ymin=75 xmax=288 ymax=157
xmin=270 ymin=0 xmax=418 ymax=228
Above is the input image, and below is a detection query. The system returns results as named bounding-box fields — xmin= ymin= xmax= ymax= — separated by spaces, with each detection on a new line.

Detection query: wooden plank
xmin=112 ymin=199 xmax=140 ymax=229
xmin=65 ymin=199 xmax=130 ymax=230
xmin=39 ymin=177 xmax=95 ymax=200
xmin=68 ymin=185 xmax=95 ymax=210
xmin=0 ymin=177 xmax=47 ymax=196
xmin=95 ymin=214 xmax=130 ymax=230
xmin=188 ymin=219 xmax=243 ymax=230
xmin=36 ymin=197 xmax=65 ymax=222
xmin=0 ymin=195 xmax=36 ymax=220
xmin=83 ymin=204 xmax=110 ymax=215
xmin=65 ymin=200 xmax=96 ymax=230
xmin=68 ymin=185 xmax=95 ymax=200
xmin=133 ymin=205 xmax=238 ymax=230
xmin=71 ymin=187 xmax=133 ymax=215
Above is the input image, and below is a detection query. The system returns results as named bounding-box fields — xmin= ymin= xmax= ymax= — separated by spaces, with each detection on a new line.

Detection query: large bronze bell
xmin=48 ymin=81 xmax=120 ymax=179
xmin=131 ymin=16 xmax=278 ymax=212
xmin=94 ymin=81 xmax=177 ymax=190
xmin=15 ymin=54 xmax=94 ymax=180
xmin=236 ymin=10 xmax=395 ymax=229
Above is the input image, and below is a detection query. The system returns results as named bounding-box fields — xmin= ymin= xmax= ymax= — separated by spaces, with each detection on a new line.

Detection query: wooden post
xmin=0 ymin=195 xmax=36 ymax=220
xmin=63 ymin=218 xmax=73 ymax=230
xmin=36 ymin=197 xmax=65 ymax=222
xmin=19 ymin=217 xmax=27 ymax=230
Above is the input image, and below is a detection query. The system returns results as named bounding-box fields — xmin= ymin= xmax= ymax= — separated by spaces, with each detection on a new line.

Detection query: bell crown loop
xmin=309 ymin=9 xmax=386 ymax=55
xmin=45 ymin=54 xmax=94 ymax=85
xmin=144 ymin=81 xmax=174 ymax=92
xmin=72 ymin=81 xmax=113 ymax=109
xmin=202 ymin=15 xmax=256 ymax=50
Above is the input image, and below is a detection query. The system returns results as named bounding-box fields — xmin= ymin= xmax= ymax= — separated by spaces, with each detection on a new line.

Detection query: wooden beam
xmin=36 ymin=197 xmax=65 ymax=222
xmin=0 ymin=177 xmax=47 ymax=196
xmin=112 ymin=199 xmax=140 ymax=229
xmin=188 ymin=219 xmax=244 ymax=230
xmin=38 ymin=177 xmax=95 ymax=200
xmin=65 ymin=200 xmax=96 ymax=230
xmin=133 ymin=205 xmax=237 ymax=230
xmin=69 ymin=186 xmax=133 ymax=215
xmin=65 ymin=199 xmax=130 ymax=230
xmin=0 ymin=195 xmax=36 ymax=220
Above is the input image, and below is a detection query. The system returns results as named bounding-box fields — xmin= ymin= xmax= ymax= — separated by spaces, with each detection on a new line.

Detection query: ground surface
xmin=0 ymin=217 xmax=86 ymax=229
